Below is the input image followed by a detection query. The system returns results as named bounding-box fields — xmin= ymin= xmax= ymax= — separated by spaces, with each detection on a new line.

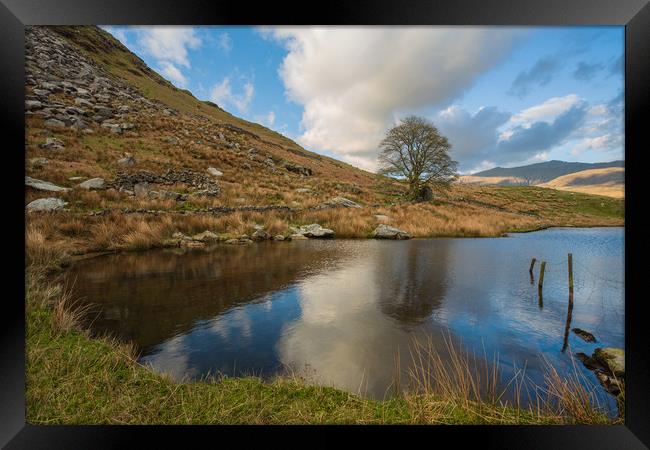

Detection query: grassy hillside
xmin=25 ymin=25 xmax=623 ymax=253
xmin=539 ymin=167 xmax=625 ymax=198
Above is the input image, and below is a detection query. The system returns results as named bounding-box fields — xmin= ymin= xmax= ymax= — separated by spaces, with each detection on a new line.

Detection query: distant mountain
xmin=472 ymin=160 xmax=624 ymax=184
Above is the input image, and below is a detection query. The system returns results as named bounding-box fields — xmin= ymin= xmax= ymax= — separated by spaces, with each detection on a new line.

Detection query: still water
xmin=65 ymin=227 xmax=624 ymax=408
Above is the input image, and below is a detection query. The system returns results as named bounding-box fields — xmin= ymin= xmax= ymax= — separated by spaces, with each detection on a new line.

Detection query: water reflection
xmin=65 ymin=228 xmax=624 ymax=407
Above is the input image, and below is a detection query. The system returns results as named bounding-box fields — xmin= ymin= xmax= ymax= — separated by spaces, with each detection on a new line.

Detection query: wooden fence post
xmin=529 ymin=258 xmax=537 ymax=284
xmin=568 ymin=253 xmax=574 ymax=305
xmin=537 ymin=261 xmax=546 ymax=308
xmin=538 ymin=261 xmax=546 ymax=291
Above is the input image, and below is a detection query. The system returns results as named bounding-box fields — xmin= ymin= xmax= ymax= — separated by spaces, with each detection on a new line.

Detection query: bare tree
xmin=378 ymin=116 xmax=458 ymax=200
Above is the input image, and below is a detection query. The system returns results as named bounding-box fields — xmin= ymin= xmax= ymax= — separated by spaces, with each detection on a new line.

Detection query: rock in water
xmin=371 ymin=224 xmax=411 ymax=240
xmin=572 ymin=328 xmax=597 ymax=342
xmin=292 ymin=224 xmax=335 ymax=238
xmin=251 ymin=229 xmax=269 ymax=241
xmin=78 ymin=177 xmax=105 ymax=190
xmin=25 ymin=176 xmax=70 ymax=192
xmin=575 ymin=352 xmax=604 ymax=371
xmin=26 ymin=197 xmax=68 ymax=212
xmin=593 ymin=348 xmax=625 ymax=377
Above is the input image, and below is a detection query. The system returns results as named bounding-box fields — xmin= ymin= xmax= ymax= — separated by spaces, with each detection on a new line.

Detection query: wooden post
xmin=529 ymin=258 xmax=537 ymax=284
xmin=562 ymin=253 xmax=574 ymax=353
xmin=537 ymin=261 xmax=546 ymax=308
xmin=568 ymin=253 xmax=574 ymax=304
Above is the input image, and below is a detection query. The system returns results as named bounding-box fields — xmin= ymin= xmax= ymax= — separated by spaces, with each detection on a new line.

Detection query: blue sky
xmin=102 ymin=26 xmax=624 ymax=173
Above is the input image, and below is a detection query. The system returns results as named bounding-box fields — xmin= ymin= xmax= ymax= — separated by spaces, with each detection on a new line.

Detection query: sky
xmin=101 ymin=26 xmax=624 ymax=174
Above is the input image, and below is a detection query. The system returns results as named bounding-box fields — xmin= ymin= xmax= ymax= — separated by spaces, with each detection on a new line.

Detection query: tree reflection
xmin=374 ymin=240 xmax=450 ymax=325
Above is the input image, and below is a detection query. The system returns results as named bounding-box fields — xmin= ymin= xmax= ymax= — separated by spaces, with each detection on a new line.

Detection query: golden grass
xmin=400 ymin=333 xmax=617 ymax=425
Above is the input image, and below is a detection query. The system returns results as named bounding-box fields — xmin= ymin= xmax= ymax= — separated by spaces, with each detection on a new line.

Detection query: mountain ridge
xmin=473 ymin=160 xmax=624 ymax=184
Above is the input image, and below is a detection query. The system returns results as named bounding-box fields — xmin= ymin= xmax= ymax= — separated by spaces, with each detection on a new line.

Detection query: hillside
xmin=25 ymin=25 xmax=623 ymax=261
xmin=539 ymin=167 xmax=625 ymax=198
xmin=456 ymin=175 xmax=527 ymax=186
xmin=473 ymin=160 xmax=624 ymax=184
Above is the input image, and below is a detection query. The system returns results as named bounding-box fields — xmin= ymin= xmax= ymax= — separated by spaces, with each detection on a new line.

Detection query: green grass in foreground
xmin=25 ymin=264 xmax=619 ymax=425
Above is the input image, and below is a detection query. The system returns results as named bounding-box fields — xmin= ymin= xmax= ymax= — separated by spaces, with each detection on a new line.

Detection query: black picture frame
xmin=2 ymin=0 xmax=648 ymax=447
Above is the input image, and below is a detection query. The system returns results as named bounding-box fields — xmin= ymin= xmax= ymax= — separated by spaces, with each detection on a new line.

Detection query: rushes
xmin=402 ymin=333 xmax=614 ymax=424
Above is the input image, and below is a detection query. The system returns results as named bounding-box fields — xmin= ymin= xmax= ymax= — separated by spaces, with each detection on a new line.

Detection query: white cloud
xmin=217 ymin=32 xmax=233 ymax=53
xmin=159 ymin=61 xmax=187 ymax=87
xmin=136 ymin=26 xmax=201 ymax=68
xmin=264 ymin=27 xmax=522 ymax=171
xmin=570 ymin=134 xmax=620 ymax=156
xmin=509 ymin=94 xmax=582 ymax=127
xmin=209 ymin=77 xmax=255 ymax=113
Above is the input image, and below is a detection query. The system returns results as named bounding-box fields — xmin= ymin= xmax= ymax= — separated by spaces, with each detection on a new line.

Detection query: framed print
xmin=2 ymin=0 xmax=649 ymax=447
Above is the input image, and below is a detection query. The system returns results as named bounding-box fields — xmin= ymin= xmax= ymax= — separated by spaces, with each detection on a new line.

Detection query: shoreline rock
xmin=291 ymin=224 xmax=335 ymax=239
xmin=371 ymin=224 xmax=410 ymax=240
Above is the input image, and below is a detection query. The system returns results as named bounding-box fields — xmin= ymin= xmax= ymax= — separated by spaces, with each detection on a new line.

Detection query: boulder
xmin=78 ymin=177 xmax=105 ymax=190
xmin=572 ymin=328 xmax=597 ymax=342
xmin=180 ymin=240 xmax=205 ymax=248
xmin=284 ymin=163 xmax=313 ymax=176
xmin=172 ymin=232 xmax=192 ymax=241
xmin=25 ymin=176 xmax=70 ymax=192
xmin=415 ymin=185 xmax=434 ymax=202
xmin=26 ymin=197 xmax=67 ymax=212
xmin=134 ymin=182 xmax=150 ymax=198
xmin=251 ymin=229 xmax=269 ymax=241
xmin=225 ymin=238 xmax=254 ymax=245
xmin=593 ymin=348 xmax=625 ymax=377
xmin=44 ymin=118 xmax=65 ymax=129
xmin=117 ymin=154 xmax=136 ymax=166
xmin=575 ymin=352 xmax=604 ymax=371
xmin=596 ymin=372 xmax=624 ymax=397
xmin=40 ymin=137 xmax=65 ymax=150
xmin=292 ymin=224 xmax=335 ymax=239
xmin=207 ymin=167 xmax=223 ymax=177
xmin=371 ymin=224 xmax=411 ymax=240
xmin=25 ymin=100 xmax=42 ymax=111
xmin=75 ymin=98 xmax=94 ymax=108
xmin=317 ymin=196 xmax=362 ymax=209
xmin=29 ymin=157 xmax=49 ymax=166
xmin=192 ymin=231 xmax=220 ymax=242
xmin=289 ymin=234 xmax=309 ymax=241
xmin=273 ymin=235 xmax=286 ymax=241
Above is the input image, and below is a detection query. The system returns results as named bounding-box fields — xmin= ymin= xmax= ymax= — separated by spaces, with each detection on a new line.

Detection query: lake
xmin=64 ymin=227 xmax=624 ymax=411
